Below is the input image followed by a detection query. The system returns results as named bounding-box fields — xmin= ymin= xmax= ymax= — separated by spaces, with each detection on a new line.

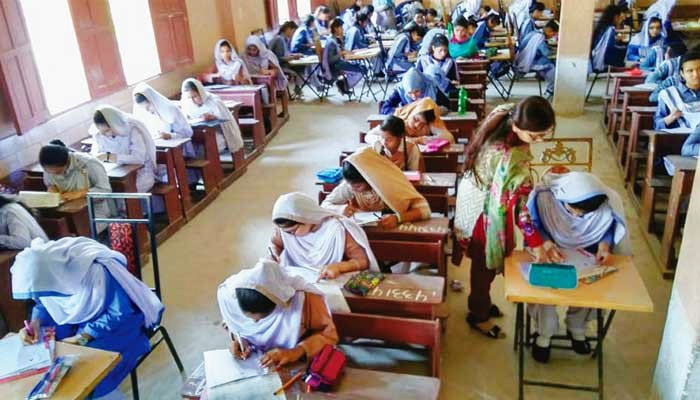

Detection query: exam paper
xmin=203 ymin=349 xmax=268 ymax=388
xmin=207 ymin=372 xmax=286 ymax=400
xmin=0 ymin=335 xmax=52 ymax=379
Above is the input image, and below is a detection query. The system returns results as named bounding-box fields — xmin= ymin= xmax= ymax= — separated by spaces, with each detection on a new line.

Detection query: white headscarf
xmin=217 ymin=259 xmax=324 ymax=351
xmin=180 ymin=78 xmax=244 ymax=152
xmin=272 ymin=192 xmax=378 ymax=271
xmin=514 ymin=31 xmax=545 ymax=74
xmin=241 ymin=35 xmax=288 ymax=90
xmin=214 ymin=38 xmax=251 ymax=82
xmin=527 ymin=172 xmax=630 ymax=254
xmin=11 ymin=237 xmax=164 ymax=328
xmin=89 ymin=105 xmax=157 ymax=170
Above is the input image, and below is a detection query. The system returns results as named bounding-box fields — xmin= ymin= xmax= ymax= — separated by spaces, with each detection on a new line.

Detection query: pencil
xmin=273 ymin=371 xmax=303 ymax=395
xmin=233 ymin=332 xmax=245 ymax=358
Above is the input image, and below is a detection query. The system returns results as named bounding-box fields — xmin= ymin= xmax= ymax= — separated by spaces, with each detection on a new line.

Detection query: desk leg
xmin=170 ymin=147 xmax=192 ymax=215
xmin=517 ymin=302 xmax=525 ymax=400
xmin=597 ymin=309 xmax=605 ymax=400
xmin=659 ymin=171 xmax=693 ymax=271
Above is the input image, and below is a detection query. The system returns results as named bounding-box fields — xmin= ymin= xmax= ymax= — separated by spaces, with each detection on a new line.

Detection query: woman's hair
xmin=356 ymin=10 xmax=370 ymax=23
xmin=533 ymin=2 xmax=545 ymax=12
xmin=380 ymin=115 xmax=406 ymax=137
xmin=544 ymin=20 xmax=559 ymax=32
xmin=350 ymin=4 xmax=361 ymax=12
xmin=134 ymin=93 xmax=148 ymax=104
xmin=593 ymin=5 xmax=622 ymax=42
xmin=342 ymin=161 xmax=366 ymax=183
xmin=403 ymin=21 xmax=426 ymax=37
xmin=568 ymin=194 xmax=608 ymax=213
xmin=315 ymin=5 xmax=330 ymax=16
xmin=453 ymin=15 xmax=469 ymax=28
xmin=464 ymin=96 xmax=555 ymax=174
xmin=273 ymin=217 xmax=298 ymax=228
xmin=362 ymin=5 xmax=374 ymax=14
xmin=330 ymin=17 xmax=344 ymax=33
xmin=39 ymin=143 xmax=70 ymax=167
xmin=183 ymin=81 xmax=198 ymax=92
xmin=303 ymin=14 xmax=315 ymax=27
xmin=93 ymin=110 xmax=108 ymax=126
xmin=279 ymin=21 xmax=298 ymax=35
xmin=50 ymin=139 xmax=67 ymax=147
xmin=648 ymin=16 xmax=662 ymax=29
xmin=427 ymin=8 xmax=438 ymax=17
xmin=485 ymin=14 xmax=501 ymax=26
xmin=431 ymin=34 xmax=449 ymax=48
xmin=219 ymin=40 xmax=232 ymax=50
xmin=235 ymin=288 xmax=277 ymax=315
xmin=421 ymin=109 xmax=436 ymax=123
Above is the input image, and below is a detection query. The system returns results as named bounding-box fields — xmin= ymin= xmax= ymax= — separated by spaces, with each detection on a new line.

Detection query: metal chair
xmin=87 ymin=193 xmax=185 ymax=400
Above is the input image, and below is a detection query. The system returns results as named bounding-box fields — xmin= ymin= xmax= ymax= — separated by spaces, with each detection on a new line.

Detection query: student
xmin=314 ymin=5 xmax=333 ymax=36
xmin=321 ymin=147 xmax=431 ymax=230
xmin=514 ymin=21 xmax=559 ymax=97
xmin=241 ymin=35 xmax=288 ymax=92
xmin=646 ymin=50 xmax=684 ymax=102
xmin=380 ymin=67 xmax=449 ymax=114
xmin=386 ymin=21 xmax=425 ymax=72
xmin=217 ymin=259 xmax=338 ymax=368
xmin=213 ymin=39 xmax=251 ymax=84
xmin=654 ymin=50 xmax=700 ymax=130
xmin=344 ymin=10 xmax=371 ymax=51
xmin=626 ymin=16 xmax=666 ymax=67
xmin=451 ymin=0 xmax=481 ymax=21
xmin=132 ymin=83 xmax=194 ymax=156
xmin=362 ymin=5 xmax=377 ymax=34
xmin=90 ymin=105 xmax=159 ymax=193
xmin=0 ymin=196 xmax=47 ymax=249
xmin=418 ymin=26 xmax=446 ymax=56
xmin=14 ymin=237 xmax=164 ymax=399
xmin=269 ymin=192 xmax=378 ymax=279
xmin=373 ymin=0 xmax=396 ymax=31
xmin=448 ymin=16 xmax=478 ymax=59
xmin=471 ymin=14 xmax=500 ymax=50
xmin=40 ymin=140 xmax=114 ymax=219
xmin=291 ymin=15 xmax=317 ymax=56
xmin=393 ymin=97 xmax=454 ymax=143
xmin=322 ymin=18 xmax=366 ymax=95
xmin=413 ymin=8 xmax=427 ymax=27
xmin=365 ymin=115 xmax=424 ymax=171
xmin=417 ymin=34 xmax=457 ymax=92
xmin=454 ymin=97 xmax=555 ymax=339
xmin=342 ymin=1 xmax=363 ymax=30
xmin=590 ymin=5 xmax=626 ymax=72
xmin=180 ymin=78 xmax=245 ymax=154
xmin=425 ymin=8 xmax=442 ymax=28
xmin=269 ymin=22 xmax=305 ymax=94
xmin=681 ymin=125 xmax=700 ymax=157
xmin=526 ymin=172 xmax=628 ymax=362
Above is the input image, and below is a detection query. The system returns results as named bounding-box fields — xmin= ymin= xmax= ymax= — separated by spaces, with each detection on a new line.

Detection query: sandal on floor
xmin=490 ymin=304 xmax=505 ymax=318
xmin=466 ymin=313 xmax=506 ymax=339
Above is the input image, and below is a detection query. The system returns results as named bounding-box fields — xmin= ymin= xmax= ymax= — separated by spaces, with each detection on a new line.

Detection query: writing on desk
xmin=397 ymin=224 xmax=450 ymax=233
xmin=368 ymin=287 xmax=435 ymax=302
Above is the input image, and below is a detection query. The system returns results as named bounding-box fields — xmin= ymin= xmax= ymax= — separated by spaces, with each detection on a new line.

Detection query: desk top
xmin=364 ymin=217 xmax=451 ymax=241
xmin=641 ymin=128 xmax=693 ymax=136
xmin=333 ymin=272 xmax=444 ymax=305
xmin=504 ymin=251 xmax=653 ymax=312
xmin=0 ymin=250 xmax=18 ymax=265
xmin=620 ymin=86 xmax=653 ymax=93
xmin=414 ymin=172 xmax=457 ymax=188
xmin=289 ymin=55 xmax=320 ymax=65
xmin=189 ymin=119 xmax=226 ymax=129
xmin=628 ymin=106 xmax=657 ymax=113
xmin=25 ymin=160 xmax=142 ymax=179
xmin=665 ymin=155 xmax=698 ymax=172
xmin=367 ymin=112 xmax=477 ymax=122
xmin=418 ymin=143 xmax=465 ymax=155
xmin=154 ymin=137 xmax=191 ymax=148
xmin=1 ymin=341 xmax=120 ymax=400
xmin=609 ymin=71 xmax=649 ymax=78
xmin=205 ymin=84 xmax=266 ymax=92
xmin=345 ymin=47 xmax=381 ymax=60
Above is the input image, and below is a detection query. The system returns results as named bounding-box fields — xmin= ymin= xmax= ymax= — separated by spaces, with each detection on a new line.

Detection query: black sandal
xmin=466 ymin=313 xmax=506 ymax=339
xmin=490 ymin=304 xmax=505 ymax=318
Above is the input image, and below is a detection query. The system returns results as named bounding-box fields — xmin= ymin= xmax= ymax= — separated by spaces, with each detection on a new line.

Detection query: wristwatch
xmin=77 ymin=334 xmax=90 ymax=346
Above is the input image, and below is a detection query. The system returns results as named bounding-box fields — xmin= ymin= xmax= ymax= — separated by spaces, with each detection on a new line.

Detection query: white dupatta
xmin=514 ymin=31 xmax=544 ymax=74
xmin=214 ymin=39 xmax=251 ymax=82
xmin=89 ymin=105 xmax=157 ymax=171
xmin=658 ymin=86 xmax=700 ymax=130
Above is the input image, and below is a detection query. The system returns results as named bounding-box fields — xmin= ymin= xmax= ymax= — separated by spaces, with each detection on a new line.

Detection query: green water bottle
xmin=447 ymin=21 xmax=453 ymax=39
xmin=458 ymin=86 xmax=468 ymax=115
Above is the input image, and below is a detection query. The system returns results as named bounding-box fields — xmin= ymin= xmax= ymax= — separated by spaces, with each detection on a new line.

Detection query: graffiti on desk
xmin=397 ymin=224 xmax=450 ymax=234
xmin=368 ymin=286 xmax=437 ymax=303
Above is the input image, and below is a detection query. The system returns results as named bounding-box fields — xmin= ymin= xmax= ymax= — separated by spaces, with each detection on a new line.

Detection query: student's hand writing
xmin=60 ymin=190 xmax=87 ymax=202
xmin=260 ymin=346 xmax=305 ymax=369
xmin=159 ymin=132 xmax=173 ymax=140
xmin=203 ymin=113 xmax=217 ymax=121
xmin=542 ymin=240 xmax=565 ymax=263
xmin=19 ymin=320 xmax=40 ymax=345
xmin=343 ymin=201 xmax=358 ymax=217
xmin=319 ymin=263 xmax=342 ymax=279
xmin=378 ymin=214 xmax=399 ymax=230
xmin=229 ymin=336 xmax=251 ymax=360
xmin=530 ymin=245 xmax=553 ymax=263
xmin=596 ymin=242 xmax=611 ymax=264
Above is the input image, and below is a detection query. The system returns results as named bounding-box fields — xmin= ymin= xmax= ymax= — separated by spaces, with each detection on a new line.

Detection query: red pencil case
xmin=424 ymin=138 xmax=450 ymax=153
xmin=304 ymin=345 xmax=346 ymax=391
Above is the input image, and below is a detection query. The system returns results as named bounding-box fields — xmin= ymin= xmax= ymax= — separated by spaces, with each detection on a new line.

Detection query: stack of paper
xmin=0 ymin=336 xmax=52 ymax=382
xmin=17 ymin=191 xmax=61 ymax=208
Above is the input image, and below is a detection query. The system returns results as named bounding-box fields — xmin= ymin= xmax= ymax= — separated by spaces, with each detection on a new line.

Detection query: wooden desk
xmin=38 ymin=199 xmax=91 ymax=238
xmin=345 ymin=47 xmax=381 ymax=61
xmin=1 ymin=342 xmax=121 ymax=400
xmin=621 ymin=106 xmax=656 ymax=185
xmin=0 ymin=251 xmax=23 ymax=332
xmin=659 ymin=156 xmax=696 ymax=276
xmin=419 ymin=144 xmax=465 ymax=173
xmin=154 ymin=137 xmax=191 ymax=222
xmin=205 ymin=85 xmax=266 ymax=158
xmin=332 ymin=272 xmax=444 ymax=319
xmin=367 ymin=113 xmax=477 ymax=144
xmin=505 ymin=251 xmax=653 ymax=400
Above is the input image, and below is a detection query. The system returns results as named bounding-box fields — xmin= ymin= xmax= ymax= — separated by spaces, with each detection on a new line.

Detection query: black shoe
xmin=531 ymin=334 xmax=551 ymax=363
xmin=568 ymin=331 xmax=591 ymax=354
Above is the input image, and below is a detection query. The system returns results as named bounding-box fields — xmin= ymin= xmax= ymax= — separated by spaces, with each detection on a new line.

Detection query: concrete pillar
xmin=552 ymin=0 xmax=595 ymax=116
xmin=653 ymin=157 xmax=700 ymax=399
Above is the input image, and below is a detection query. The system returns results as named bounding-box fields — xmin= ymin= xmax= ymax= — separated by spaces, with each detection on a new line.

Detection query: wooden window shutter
xmin=68 ymin=0 xmax=126 ymax=99
xmin=266 ymin=0 xmax=279 ymax=28
xmin=149 ymin=0 xmax=193 ymax=72
xmin=0 ymin=0 xmax=49 ymax=133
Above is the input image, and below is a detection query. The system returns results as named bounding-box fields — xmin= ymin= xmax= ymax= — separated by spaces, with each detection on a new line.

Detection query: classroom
xmin=0 ymin=0 xmax=699 ymax=399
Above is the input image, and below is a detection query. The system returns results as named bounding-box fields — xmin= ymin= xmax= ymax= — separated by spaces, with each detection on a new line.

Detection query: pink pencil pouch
xmin=424 ymin=138 xmax=450 ymax=153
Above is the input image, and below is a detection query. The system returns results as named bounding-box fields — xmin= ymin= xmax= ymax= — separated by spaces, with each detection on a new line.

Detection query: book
xmin=17 ymin=191 xmax=61 ymax=208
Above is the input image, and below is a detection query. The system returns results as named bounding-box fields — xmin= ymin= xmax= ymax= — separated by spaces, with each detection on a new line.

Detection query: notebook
xmin=203 ymin=349 xmax=268 ymax=388
xmin=0 ymin=335 xmax=52 ymax=382
xmin=17 ymin=191 xmax=61 ymax=208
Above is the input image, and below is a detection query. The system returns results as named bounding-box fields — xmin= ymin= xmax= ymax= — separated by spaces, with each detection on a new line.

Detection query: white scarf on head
xmin=11 ymin=237 xmax=164 ymax=328
xmin=241 ymin=35 xmax=288 ymax=90
xmin=89 ymin=105 xmax=157 ymax=170
xmin=214 ymin=39 xmax=251 ymax=82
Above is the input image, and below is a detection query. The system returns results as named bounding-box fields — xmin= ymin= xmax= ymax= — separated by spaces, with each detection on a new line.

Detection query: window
xmin=297 ymin=0 xmax=311 ymax=17
xmin=109 ymin=0 xmax=160 ymax=84
xmin=276 ymin=0 xmax=290 ymax=23
xmin=19 ymin=0 xmax=90 ymax=114
xmin=149 ymin=0 xmax=194 ymax=72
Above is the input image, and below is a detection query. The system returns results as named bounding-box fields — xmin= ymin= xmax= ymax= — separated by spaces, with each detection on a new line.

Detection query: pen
xmin=268 ymin=246 xmax=278 ymax=262
xmin=273 ymin=370 xmax=304 ymax=396
xmin=233 ymin=332 xmax=245 ymax=357
xmin=24 ymin=320 xmax=35 ymax=338
xmin=373 ymin=212 xmax=382 ymax=219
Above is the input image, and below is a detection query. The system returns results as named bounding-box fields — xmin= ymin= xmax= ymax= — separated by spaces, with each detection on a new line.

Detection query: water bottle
xmin=458 ymin=86 xmax=468 ymax=115
xmin=447 ymin=21 xmax=454 ymax=38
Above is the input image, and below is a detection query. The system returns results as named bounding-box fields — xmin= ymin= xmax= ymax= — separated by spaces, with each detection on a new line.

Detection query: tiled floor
xmin=123 ymin=82 xmax=672 ymax=399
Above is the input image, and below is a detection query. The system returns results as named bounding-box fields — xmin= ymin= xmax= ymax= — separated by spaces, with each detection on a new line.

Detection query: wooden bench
xmin=619 ymin=106 xmax=655 ymax=186
xmin=153 ymin=150 xmax=185 ymax=242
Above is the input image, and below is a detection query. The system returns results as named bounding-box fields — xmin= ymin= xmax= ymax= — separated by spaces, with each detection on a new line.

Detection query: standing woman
xmin=241 ymin=35 xmax=289 ymax=92
xmin=40 ymin=140 xmax=114 ymax=219
xmin=213 ymin=39 xmax=252 ymax=85
xmin=180 ymin=78 xmax=245 ymax=154
xmin=0 ymin=196 xmax=47 ymax=249
xmin=454 ymin=97 xmax=555 ymax=339
xmin=14 ymin=237 xmax=164 ymax=399
xmin=590 ymin=5 xmax=627 ymax=72
xmin=89 ymin=105 xmax=159 ymax=194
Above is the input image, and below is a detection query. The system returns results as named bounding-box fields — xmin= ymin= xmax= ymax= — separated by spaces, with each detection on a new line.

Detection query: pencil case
xmin=343 ymin=271 xmax=385 ymax=296
xmin=304 ymin=345 xmax=346 ymax=392
xmin=27 ymin=355 xmax=79 ymax=400
xmin=316 ymin=167 xmax=343 ymax=184
xmin=423 ymin=138 xmax=450 ymax=153
xmin=528 ymin=263 xmax=577 ymax=290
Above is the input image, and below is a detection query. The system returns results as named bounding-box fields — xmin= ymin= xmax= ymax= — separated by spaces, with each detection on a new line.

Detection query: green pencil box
xmin=528 ymin=263 xmax=578 ymax=290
